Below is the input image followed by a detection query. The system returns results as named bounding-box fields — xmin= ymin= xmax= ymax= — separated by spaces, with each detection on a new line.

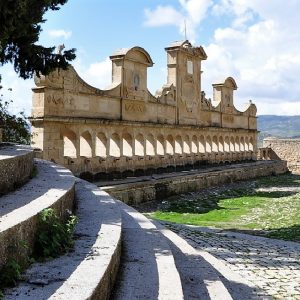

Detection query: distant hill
xmin=257 ymin=115 xmax=300 ymax=146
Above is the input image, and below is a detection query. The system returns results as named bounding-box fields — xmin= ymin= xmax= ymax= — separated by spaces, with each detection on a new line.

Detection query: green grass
xmin=148 ymin=173 xmax=300 ymax=241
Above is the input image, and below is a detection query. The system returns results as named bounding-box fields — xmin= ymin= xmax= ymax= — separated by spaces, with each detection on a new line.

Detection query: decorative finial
xmin=184 ymin=20 xmax=187 ymax=40
xmin=56 ymin=44 xmax=65 ymax=55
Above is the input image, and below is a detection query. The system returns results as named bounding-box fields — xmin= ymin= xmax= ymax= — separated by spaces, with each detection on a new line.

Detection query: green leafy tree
xmin=0 ymin=0 xmax=76 ymax=81
xmin=0 ymin=0 xmax=76 ymax=144
xmin=0 ymin=86 xmax=31 ymax=144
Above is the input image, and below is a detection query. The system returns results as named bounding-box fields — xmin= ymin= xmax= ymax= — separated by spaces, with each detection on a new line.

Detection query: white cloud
xmin=144 ymin=0 xmax=212 ymax=41
xmin=201 ymin=0 xmax=300 ymax=115
xmin=74 ymin=57 xmax=112 ymax=90
xmin=144 ymin=6 xmax=183 ymax=27
xmin=48 ymin=29 xmax=72 ymax=40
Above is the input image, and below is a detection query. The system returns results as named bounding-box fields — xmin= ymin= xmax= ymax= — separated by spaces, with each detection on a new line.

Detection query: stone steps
xmin=0 ymin=146 xmax=265 ymax=299
xmin=112 ymin=203 xmax=259 ymax=300
xmin=155 ymin=222 xmax=233 ymax=300
xmin=4 ymin=179 xmax=122 ymax=300
xmin=111 ymin=201 xmax=184 ymax=300
xmin=0 ymin=159 xmax=75 ymax=271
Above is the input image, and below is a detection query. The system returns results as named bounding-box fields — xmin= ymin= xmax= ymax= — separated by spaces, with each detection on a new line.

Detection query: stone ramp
xmin=4 ymin=179 xmax=122 ymax=300
xmin=112 ymin=202 xmax=258 ymax=300
xmin=111 ymin=201 xmax=184 ymax=300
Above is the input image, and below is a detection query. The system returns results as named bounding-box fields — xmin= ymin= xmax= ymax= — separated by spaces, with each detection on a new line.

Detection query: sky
xmin=1 ymin=0 xmax=300 ymax=116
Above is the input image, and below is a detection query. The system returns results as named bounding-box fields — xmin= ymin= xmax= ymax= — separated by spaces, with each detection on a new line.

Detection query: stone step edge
xmin=115 ymin=200 xmax=184 ymax=299
xmin=0 ymin=159 xmax=75 ymax=271
xmin=0 ymin=144 xmax=34 ymax=196
xmin=154 ymin=221 xmax=234 ymax=300
xmin=156 ymin=221 xmax=258 ymax=293
xmin=4 ymin=179 xmax=122 ymax=300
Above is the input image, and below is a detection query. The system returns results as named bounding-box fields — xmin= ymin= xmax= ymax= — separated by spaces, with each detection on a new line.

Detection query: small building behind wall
xmin=31 ymin=40 xmax=258 ymax=178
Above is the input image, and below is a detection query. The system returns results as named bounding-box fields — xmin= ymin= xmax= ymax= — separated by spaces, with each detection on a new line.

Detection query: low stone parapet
xmin=0 ymin=144 xmax=34 ymax=195
xmin=101 ymin=160 xmax=288 ymax=205
xmin=0 ymin=159 xmax=75 ymax=272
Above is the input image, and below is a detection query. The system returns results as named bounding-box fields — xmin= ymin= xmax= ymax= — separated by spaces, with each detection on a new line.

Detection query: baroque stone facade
xmin=31 ymin=40 xmax=258 ymax=177
xmin=263 ymin=137 xmax=300 ymax=174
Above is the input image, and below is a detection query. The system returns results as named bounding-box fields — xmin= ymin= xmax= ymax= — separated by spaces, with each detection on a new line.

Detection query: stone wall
xmin=263 ymin=137 xmax=300 ymax=174
xmin=102 ymin=160 xmax=288 ymax=205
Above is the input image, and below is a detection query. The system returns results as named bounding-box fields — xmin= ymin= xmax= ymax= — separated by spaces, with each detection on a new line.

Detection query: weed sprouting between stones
xmin=34 ymin=208 xmax=78 ymax=259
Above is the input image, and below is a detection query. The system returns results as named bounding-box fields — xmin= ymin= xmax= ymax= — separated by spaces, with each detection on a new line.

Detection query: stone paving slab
xmin=163 ymin=222 xmax=300 ymax=300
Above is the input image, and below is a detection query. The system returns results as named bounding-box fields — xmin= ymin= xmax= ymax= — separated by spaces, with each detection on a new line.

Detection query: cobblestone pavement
xmin=164 ymin=223 xmax=300 ymax=300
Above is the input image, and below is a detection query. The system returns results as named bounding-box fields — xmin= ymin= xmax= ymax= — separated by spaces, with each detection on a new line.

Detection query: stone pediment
xmin=110 ymin=46 xmax=153 ymax=66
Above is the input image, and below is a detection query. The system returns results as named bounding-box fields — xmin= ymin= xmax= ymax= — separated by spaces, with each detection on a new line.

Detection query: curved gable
xmin=224 ymin=77 xmax=238 ymax=90
xmin=110 ymin=46 xmax=153 ymax=66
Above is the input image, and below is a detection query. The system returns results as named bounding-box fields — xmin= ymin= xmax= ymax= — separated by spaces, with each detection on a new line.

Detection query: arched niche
xmin=96 ymin=132 xmax=107 ymax=157
xmin=62 ymin=128 xmax=77 ymax=158
xmin=80 ymin=130 xmax=92 ymax=157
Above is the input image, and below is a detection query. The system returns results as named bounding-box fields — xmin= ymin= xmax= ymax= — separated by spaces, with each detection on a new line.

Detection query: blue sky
xmin=2 ymin=0 xmax=300 ymax=115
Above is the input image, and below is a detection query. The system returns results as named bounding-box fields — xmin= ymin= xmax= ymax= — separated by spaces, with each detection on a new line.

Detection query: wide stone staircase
xmin=1 ymin=144 xmax=260 ymax=300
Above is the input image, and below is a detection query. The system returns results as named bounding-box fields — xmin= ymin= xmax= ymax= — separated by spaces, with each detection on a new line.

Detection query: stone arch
xmin=146 ymin=134 xmax=155 ymax=156
xmin=95 ymin=132 xmax=107 ymax=157
xmin=109 ymin=133 xmax=121 ymax=157
xmin=240 ymin=137 xmax=245 ymax=152
xmin=245 ymin=137 xmax=249 ymax=151
xmin=191 ymin=135 xmax=198 ymax=153
xmin=62 ymin=128 xmax=77 ymax=158
xmin=199 ymin=135 xmax=205 ymax=153
xmin=230 ymin=136 xmax=235 ymax=152
xmin=249 ymin=137 xmax=254 ymax=151
xmin=135 ymin=133 xmax=144 ymax=156
xmin=175 ymin=135 xmax=183 ymax=154
xmin=224 ymin=136 xmax=230 ymax=152
xmin=122 ymin=133 xmax=133 ymax=157
xmin=212 ymin=136 xmax=218 ymax=152
xmin=156 ymin=135 xmax=165 ymax=155
xmin=183 ymin=135 xmax=191 ymax=154
xmin=219 ymin=136 xmax=224 ymax=152
xmin=206 ymin=136 xmax=212 ymax=153
xmin=235 ymin=137 xmax=240 ymax=152
xmin=166 ymin=135 xmax=174 ymax=155
xmin=80 ymin=130 xmax=92 ymax=157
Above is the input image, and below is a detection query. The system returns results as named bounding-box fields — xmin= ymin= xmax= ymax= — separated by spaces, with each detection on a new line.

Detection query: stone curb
xmin=4 ymin=179 xmax=122 ymax=300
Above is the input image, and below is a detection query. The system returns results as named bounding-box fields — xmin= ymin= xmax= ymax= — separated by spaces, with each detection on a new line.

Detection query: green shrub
xmin=0 ymin=259 xmax=22 ymax=288
xmin=34 ymin=208 xmax=77 ymax=259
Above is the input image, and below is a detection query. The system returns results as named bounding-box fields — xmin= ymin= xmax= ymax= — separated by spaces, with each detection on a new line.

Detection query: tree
xmin=0 ymin=89 xmax=31 ymax=144
xmin=0 ymin=0 xmax=76 ymax=81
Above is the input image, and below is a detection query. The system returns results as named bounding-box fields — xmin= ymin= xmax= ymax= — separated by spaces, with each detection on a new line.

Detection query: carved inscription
xmin=125 ymin=102 xmax=145 ymax=113
xmin=223 ymin=115 xmax=234 ymax=123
